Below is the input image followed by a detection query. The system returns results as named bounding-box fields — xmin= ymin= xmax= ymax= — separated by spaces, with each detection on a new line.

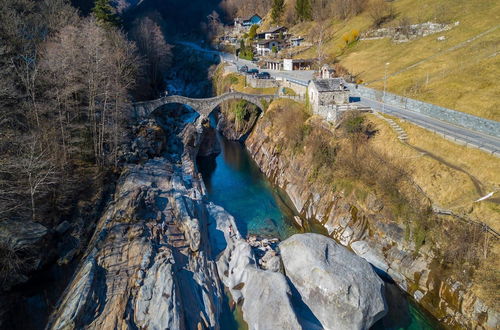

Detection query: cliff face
xmin=215 ymin=103 xmax=261 ymax=141
xmin=239 ymin=110 xmax=498 ymax=329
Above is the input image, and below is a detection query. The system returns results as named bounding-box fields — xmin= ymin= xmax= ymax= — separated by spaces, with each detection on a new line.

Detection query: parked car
xmin=247 ymin=68 xmax=259 ymax=76
xmin=238 ymin=65 xmax=248 ymax=73
xmin=257 ymin=72 xmax=271 ymax=79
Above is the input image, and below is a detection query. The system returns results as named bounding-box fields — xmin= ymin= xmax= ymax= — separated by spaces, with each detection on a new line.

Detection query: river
xmin=197 ymin=126 xmax=442 ymax=330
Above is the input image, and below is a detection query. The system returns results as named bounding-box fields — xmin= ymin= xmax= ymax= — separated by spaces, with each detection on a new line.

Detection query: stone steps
xmin=374 ymin=112 xmax=409 ymax=141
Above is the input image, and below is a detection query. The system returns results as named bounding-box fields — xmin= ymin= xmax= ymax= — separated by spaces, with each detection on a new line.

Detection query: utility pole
xmin=382 ymin=62 xmax=390 ymax=112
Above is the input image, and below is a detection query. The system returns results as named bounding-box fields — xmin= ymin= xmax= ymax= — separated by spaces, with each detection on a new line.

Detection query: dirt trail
xmin=375 ymin=112 xmax=499 ymax=204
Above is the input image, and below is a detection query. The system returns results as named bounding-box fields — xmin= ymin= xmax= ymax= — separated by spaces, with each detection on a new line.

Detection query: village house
xmin=256 ymin=39 xmax=282 ymax=56
xmin=308 ymin=78 xmax=349 ymax=108
xmin=234 ymin=14 xmax=262 ymax=29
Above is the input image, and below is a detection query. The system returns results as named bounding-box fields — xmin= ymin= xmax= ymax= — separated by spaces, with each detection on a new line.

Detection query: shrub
xmin=234 ymin=100 xmax=249 ymax=123
xmin=229 ymin=75 xmax=239 ymax=85
xmin=344 ymin=114 xmax=365 ymax=134
xmin=337 ymin=64 xmax=352 ymax=80
xmin=0 ymin=242 xmax=31 ymax=287
xmin=304 ymin=129 xmax=338 ymax=181
xmin=269 ymin=102 xmax=310 ymax=153
xmin=367 ymin=0 xmax=395 ymax=27
xmin=342 ymin=29 xmax=360 ymax=45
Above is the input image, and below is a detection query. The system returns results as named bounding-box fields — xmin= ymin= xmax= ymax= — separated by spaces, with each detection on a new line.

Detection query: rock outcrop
xmin=198 ymin=125 xmax=221 ymax=157
xmin=0 ymin=220 xmax=50 ymax=289
xmin=280 ymin=233 xmax=387 ymax=329
xmin=48 ymin=118 xmax=223 ymax=330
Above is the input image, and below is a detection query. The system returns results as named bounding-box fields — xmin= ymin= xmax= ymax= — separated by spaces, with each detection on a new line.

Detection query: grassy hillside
xmin=281 ymin=0 xmax=500 ymax=120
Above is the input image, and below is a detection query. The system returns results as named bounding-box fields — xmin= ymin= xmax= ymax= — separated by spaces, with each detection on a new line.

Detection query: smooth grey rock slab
xmin=280 ymin=233 xmax=387 ymax=330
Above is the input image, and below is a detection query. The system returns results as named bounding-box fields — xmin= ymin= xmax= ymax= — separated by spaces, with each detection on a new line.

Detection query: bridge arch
xmin=132 ymin=92 xmax=276 ymax=119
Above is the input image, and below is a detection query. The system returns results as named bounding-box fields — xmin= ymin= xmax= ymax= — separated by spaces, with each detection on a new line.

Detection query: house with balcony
xmin=256 ymin=40 xmax=282 ymax=56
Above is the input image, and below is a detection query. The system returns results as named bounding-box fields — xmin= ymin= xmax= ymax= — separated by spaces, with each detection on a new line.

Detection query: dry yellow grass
xmin=367 ymin=113 xmax=500 ymax=231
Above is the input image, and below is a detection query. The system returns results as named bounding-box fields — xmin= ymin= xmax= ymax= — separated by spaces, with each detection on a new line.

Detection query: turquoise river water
xmin=197 ymin=130 xmax=442 ymax=330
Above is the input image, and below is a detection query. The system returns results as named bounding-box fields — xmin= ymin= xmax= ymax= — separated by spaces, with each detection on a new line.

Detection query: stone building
xmin=308 ymin=78 xmax=349 ymax=110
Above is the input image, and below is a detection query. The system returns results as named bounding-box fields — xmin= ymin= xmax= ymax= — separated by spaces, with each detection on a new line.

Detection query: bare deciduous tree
xmin=19 ymin=138 xmax=57 ymax=220
xmin=131 ymin=16 xmax=172 ymax=98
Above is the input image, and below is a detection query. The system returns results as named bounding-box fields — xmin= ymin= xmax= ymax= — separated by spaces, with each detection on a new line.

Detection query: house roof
xmin=265 ymin=26 xmax=287 ymax=34
xmin=284 ymin=58 xmax=313 ymax=63
xmin=245 ymin=14 xmax=262 ymax=22
xmin=310 ymin=78 xmax=347 ymax=92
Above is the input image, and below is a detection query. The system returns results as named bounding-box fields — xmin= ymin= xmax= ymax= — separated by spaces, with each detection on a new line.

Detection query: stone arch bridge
xmin=132 ymin=92 xmax=296 ymax=119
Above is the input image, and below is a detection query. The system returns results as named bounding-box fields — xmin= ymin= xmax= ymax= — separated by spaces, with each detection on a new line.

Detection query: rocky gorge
xmin=43 ymin=100 xmax=390 ymax=329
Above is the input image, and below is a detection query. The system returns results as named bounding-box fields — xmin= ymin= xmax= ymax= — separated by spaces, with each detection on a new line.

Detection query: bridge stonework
xmin=132 ymin=92 xmax=277 ymax=119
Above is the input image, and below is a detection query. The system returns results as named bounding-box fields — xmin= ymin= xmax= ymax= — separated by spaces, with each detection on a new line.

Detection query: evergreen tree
xmin=295 ymin=0 xmax=312 ymax=22
xmin=92 ymin=0 xmax=120 ymax=27
xmin=271 ymin=0 xmax=285 ymax=24
xmin=248 ymin=24 xmax=258 ymax=40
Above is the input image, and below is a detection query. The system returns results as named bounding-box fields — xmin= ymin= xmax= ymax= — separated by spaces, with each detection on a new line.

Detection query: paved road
xmin=354 ymin=94 xmax=500 ymax=155
xmin=178 ymin=42 xmax=500 ymax=155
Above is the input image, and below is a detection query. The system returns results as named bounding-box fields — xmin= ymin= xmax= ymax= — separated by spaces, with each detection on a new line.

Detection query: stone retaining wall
xmin=349 ymin=83 xmax=500 ymax=138
xmin=247 ymin=76 xmax=279 ymax=89
xmin=279 ymin=79 xmax=308 ymax=96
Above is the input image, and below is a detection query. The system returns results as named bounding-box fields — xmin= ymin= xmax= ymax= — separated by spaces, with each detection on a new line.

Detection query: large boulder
xmin=241 ymin=267 xmax=302 ymax=330
xmin=0 ymin=219 xmax=48 ymax=251
xmin=280 ymin=233 xmax=387 ymax=330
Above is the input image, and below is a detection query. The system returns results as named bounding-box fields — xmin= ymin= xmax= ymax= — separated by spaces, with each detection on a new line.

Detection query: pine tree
xmin=248 ymin=24 xmax=258 ymax=40
xmin=271 ymin=0 xmax=285 ymax=24
xmin=92 ymin=0 xmax=120 ymax=27
xmin=295 ymin=0 xmax=312 ymax=22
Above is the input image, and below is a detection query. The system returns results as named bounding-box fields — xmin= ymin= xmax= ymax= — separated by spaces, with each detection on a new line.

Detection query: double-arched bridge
xmin=132 ymin=92 xmax=303 ymax=118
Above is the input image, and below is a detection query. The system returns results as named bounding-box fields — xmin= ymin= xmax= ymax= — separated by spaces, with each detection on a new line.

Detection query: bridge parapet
xmin=132 ymin=92 xmax=280 ymax=118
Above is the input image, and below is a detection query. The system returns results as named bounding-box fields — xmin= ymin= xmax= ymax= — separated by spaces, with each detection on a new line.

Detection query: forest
xmin=0 ymin=0 xmax=172 ymax=281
